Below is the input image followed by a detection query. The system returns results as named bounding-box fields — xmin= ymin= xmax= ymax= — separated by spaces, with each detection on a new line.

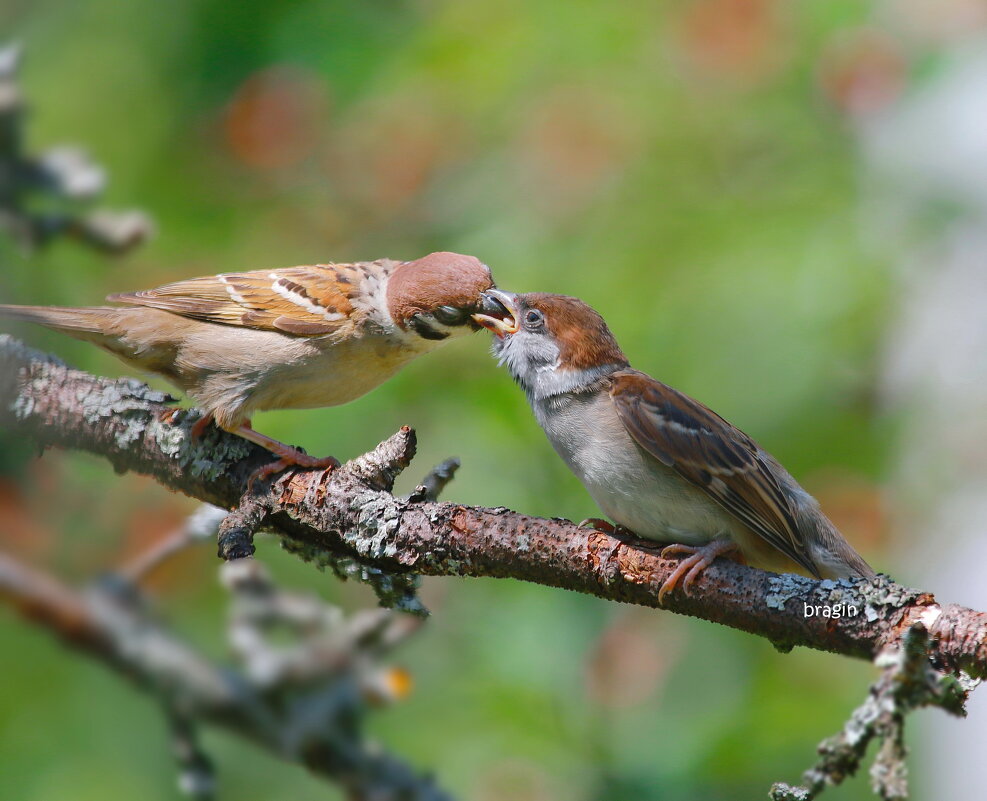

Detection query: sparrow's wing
xmin=609 ymin=369 xmax=816 ymax=575
xmin=108 ymin=260 xmax=393 ymax=336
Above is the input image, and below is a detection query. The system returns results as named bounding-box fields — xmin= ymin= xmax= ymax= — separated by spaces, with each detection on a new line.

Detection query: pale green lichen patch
xmin=140 ymin=406 xmax=251 ymax=480
xmin=74 ymin=377 xmax=173 ymax=450
xmin=858 ymin=575 xmax=920 ymax=607
xmin=77 ymin=378 xmax=168 ymax=421
xmin=277 ymin=482 xmax=428 ymax=614
xmin=347 ymin=492 xmax=402 ymax=561
xmin=765 ymin=572 xmax=917 ymax=619
xmin=153 ymin=418 xmax=187 ymax=459
xmin=188 ymin=444 xmax=251 ymax=480
xmin=857 ymin=575 xmax=924 ymax=623
xmin=765 ymin=573 xmax=815 ymax=610
xmin=280 ymin=538 xmax=426 ymax=616
xmin=769 ymin=783 xmax=811 ymax=801
xmin=818 ymin=579 xmax=862 ymax=608
xmin=182 ymin=427 xmax=252 ymax=480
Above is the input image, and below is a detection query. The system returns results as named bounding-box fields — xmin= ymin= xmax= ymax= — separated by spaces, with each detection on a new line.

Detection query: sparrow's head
xmin=387 ymin=252 xmax=511 ymax=344
xmin=472 ymin=291 xmax=628 ymax=399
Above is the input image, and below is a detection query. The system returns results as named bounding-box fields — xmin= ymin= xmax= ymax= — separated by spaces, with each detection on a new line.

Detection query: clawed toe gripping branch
xmin=3 ymin=334 xmax=987 ymax=800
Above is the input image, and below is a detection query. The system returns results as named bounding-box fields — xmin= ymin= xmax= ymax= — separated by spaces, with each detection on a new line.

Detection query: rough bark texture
xmin=3 ymin=334 xmax=987 ymax=679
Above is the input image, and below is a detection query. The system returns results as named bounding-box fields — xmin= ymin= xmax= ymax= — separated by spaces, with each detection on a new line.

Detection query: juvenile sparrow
xmin=473 ymin=290 xmax=876 ymax=601
xmin=1 ymin=251 xmax=509 ymax=481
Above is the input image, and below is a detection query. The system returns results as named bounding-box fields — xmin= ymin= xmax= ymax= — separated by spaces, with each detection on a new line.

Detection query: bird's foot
xmin=232 ymin=423 xmax=340 ymax=491
xmin=579 ymin=518 xmax=631 ymax=537
xmin=189 ymin=412 xmax=215 ymax=440
xmin=156 ymin=407 xmax=183 ymax=426
xmin=657 ymin=539 xmax=742 ymax=604
xmin=246 ymin=451 xmax=341 ymax=491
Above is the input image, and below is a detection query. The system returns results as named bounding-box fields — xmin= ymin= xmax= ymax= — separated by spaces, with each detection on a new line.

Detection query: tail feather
xmin=0 ymin=304 xmax=124 ymax=350
xmin=0 ymin=303 xmax=188 ymax=386
xmin=0 ymin=304 xmax=115 ymax=331
xmin=808 ymin=514 xmax=878 ymax=581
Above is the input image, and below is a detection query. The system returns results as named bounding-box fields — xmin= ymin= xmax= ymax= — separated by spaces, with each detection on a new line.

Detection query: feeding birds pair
xmin=0 ymin=251 xmax=875 ymax=599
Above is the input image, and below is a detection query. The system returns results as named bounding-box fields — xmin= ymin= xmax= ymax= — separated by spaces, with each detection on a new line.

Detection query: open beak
xmin=472 ymin=289 xmax=520 ymax=338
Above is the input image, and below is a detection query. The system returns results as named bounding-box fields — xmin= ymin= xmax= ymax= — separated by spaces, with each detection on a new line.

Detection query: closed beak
xmin=472 ymin=289 xmax=520 ymax=337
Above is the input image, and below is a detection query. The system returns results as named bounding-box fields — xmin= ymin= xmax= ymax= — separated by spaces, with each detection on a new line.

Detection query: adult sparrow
xmin=1 ymin=251 xmax=509 ymax=482
xmin=472 ymin=290 xmax=875 ymax=601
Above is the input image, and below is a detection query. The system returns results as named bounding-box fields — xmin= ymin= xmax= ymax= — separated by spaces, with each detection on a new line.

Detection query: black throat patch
xmin=409 ymin=315 xmax=449 ymax=341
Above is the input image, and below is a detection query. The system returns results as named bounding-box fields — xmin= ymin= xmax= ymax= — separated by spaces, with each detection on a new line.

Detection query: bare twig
xmin=121 ymin=504 xmax=228 ymax=581
xmin=0 ymin=547 xmax=451 ymax=801
xmin=770 ymin=624 xmax=978 ymax=800
xmin=168 ymin=709 xmax=216 ymax=801
xmin=0 ymin=43 xmax=152 ymax=253
xmin=408 ymin=457 xmax=461 ymax=503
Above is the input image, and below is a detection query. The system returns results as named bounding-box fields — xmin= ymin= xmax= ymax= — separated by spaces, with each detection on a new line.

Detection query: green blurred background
xmin=0 ymin=0 xmax=948 ymax=799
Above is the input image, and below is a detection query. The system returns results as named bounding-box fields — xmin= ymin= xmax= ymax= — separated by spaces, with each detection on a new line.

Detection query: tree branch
xmin=2 ymin=334 xmax=986 ymax=679
xmin=0 ymin=43 xmax=152 ymax=253
xmin=770 ymin=622 xmax=977 ymax=800
xmin=0 ymin=532 xmax=450 ymax=801
xmin=5 ymin=335 xmax=987 ymax=800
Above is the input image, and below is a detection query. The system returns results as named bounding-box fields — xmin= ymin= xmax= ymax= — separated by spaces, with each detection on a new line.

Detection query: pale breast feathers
xmin=108 ymin=260 xmax=396 ymax=336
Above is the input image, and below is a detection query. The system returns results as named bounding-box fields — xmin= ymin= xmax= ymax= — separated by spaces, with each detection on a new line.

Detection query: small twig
xmin=122 ymin=504 xmax=228 ymax=581
xmin=770 ymin=623 xmax=977 ymax=800
xmin=0 ymin=42 xmax=153 ymax=253
xmin=0 ymin=547 xmax=452 ymax=800
xmin=408 ymin=457 xmax=461 ymax=503
xmin=167 ymin=710 xmax=216 ymax=801
xmin=217 ymin=495 xmax=269 ymax=561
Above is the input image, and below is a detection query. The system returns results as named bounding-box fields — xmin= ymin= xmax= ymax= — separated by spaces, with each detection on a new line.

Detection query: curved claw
xmin=190 ymin=412 xmax=215 ymax=440
xmin=578 ymin=519 xmax=638 ymax=540
xmin=226 ymin=422 xmax=341 ymax=491
xmin=157 ymin=407 xmax=182 ymax=426
xmin=246 ymin=453 xmax=340 ymax=492
xmin=657 ymin=539 xmax=742 ymax=605
xmin=579 ymin=517 xmax=618 ymax=534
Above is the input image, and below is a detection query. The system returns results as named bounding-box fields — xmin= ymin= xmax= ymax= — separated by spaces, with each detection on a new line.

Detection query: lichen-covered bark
xmin=3 ymin=335 xmax=987 ymax=677
xmin=770 ymin=623 xmax=975 ymax=800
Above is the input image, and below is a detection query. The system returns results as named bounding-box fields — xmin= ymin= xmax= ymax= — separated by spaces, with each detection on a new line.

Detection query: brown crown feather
xmin=522 ymin=293 xmax=629 ymax=371
xmin=386 ymin=252 xmax=494 ymax=326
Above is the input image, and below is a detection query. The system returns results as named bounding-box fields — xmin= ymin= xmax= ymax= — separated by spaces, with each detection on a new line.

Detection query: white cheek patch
xmin=495 ymin=333 xmax=561 ymax=390
xmin=524 ymin=337 xmax=561 ymax=373
xmin=495 ymin=331 xmax=624 ymax=404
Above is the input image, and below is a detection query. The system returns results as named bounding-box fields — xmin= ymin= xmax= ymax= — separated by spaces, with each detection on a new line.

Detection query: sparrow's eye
xmin=434 ymin=305 xmax=467 ymax=326
xmin=524 ymin=309 xmax=545 ymax=329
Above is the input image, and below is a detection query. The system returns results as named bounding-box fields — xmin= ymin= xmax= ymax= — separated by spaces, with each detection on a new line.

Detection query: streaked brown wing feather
xmin=108 ymin=261 xmax=386 ymax=336
xmin=609 ymin=369 xmax=816 ymax=574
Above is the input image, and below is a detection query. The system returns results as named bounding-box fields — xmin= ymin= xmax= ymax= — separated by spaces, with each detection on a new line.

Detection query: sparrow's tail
xmin=807 ymin=515 xmax=878 ymax=581
xmin=0 ymin=304 xmax=123 ymax=347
